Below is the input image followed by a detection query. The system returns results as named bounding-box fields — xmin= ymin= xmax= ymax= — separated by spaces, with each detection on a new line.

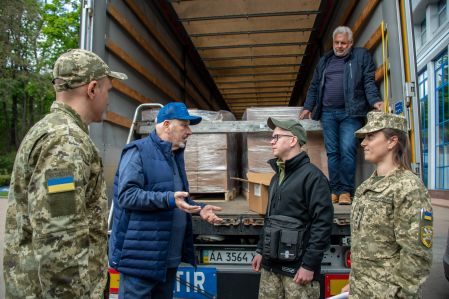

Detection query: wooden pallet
xmin=191 ymin=188 xmax=237 ymax=202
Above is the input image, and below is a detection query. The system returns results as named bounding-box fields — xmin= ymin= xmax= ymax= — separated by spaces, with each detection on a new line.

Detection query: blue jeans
xmin=119 ymin=268 xmax=177 ymax=299
xmin=321 ymin=110 xmax=364 ymax=196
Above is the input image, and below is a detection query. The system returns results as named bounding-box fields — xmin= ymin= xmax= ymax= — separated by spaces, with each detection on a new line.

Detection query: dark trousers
xmin=321 ymin=109 xmax=364 ymax=195
xmin=118 ymin=268 xmax=177 ymax=299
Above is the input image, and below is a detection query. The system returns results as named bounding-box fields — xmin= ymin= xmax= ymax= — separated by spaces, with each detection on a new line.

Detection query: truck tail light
xmin=109 ymin=268 xmax=120 ymax=296
xmin=344 ymin=250 xmax=351 ymax=268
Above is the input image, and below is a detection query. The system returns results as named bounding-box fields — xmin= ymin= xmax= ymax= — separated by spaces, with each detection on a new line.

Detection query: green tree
xmin=40 ymin=0 xmax=80 ymax=70
xmin=0 ymin=0 xmax=80 ymax=182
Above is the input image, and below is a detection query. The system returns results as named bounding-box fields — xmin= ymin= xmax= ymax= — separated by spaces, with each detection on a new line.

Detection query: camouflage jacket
xmin=349 ymin=168 xmax=433 ymax=299
xmin=3 ymin=101 xmax=108 ymax=298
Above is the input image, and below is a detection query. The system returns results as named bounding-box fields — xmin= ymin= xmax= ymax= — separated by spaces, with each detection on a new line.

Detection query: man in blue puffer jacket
xmin=300 ymin=26 xmax=383 ymax=205
xmin=109 ymin=102 xmax=222 ymax=299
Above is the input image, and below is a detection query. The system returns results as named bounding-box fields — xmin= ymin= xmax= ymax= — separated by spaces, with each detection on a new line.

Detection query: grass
xmin=0 ymin=192 xmax=7 ymax=197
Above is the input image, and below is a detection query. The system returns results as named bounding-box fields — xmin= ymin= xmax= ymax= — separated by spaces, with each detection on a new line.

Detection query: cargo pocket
xmin=34 ymin=227 xmax=90 ymax=296
xmin=263 ymin=227 xmax=280 ymax=259
xmin=277 ymin=228 xmax=304 ymax=261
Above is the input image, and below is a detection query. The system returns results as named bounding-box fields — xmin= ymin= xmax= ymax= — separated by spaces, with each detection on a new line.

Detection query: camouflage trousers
xmin=258 ymin=268 xmax=320 ymax=299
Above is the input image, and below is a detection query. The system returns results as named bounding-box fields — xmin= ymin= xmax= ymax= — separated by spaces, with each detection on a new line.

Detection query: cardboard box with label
xmin=246 ymin=172 xmax=274 ymax=215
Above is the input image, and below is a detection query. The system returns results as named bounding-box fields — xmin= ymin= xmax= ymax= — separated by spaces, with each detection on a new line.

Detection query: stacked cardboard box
xmin=184 ymin=110 xmax=238 ymax=195
xmin=245 ymin=172 xmax=274 ymax=215
xmin=143 ymin=108 xmax=238 ymax=196
xmin=241 ymin=107 xmax=328 ymax=213
xmin=243 ymin=107 xmax=328 ymax=177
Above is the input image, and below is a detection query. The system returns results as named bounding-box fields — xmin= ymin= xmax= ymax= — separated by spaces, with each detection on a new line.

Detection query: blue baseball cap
xmin=156 ymin=102 xmax=202 ymax=125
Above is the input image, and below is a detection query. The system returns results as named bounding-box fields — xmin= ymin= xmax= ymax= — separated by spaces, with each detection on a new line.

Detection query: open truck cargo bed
xmin=192 ymin=196 xmax=351 ymax=236
xmin=83 ymin=1 xmax=421 ymax=298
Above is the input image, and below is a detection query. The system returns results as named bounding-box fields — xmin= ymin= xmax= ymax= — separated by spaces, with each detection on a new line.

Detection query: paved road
xmin=422 ymin=204 xmax=449 ymax=299
xmin=0 ymin=197 xmax=448 ymax=298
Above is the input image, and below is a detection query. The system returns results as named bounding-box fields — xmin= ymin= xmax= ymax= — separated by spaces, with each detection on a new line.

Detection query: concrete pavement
xmin=422 ymin=204 xmax=449 ymax=298
xmin=432 ymin=197 xmax=449 ymax=209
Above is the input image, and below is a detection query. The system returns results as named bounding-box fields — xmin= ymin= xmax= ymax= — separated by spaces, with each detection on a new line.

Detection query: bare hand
xmin=199 ymin=205 xmax=223 ymax=224
xmin=373 ymin=101 xmax=384 ymax=111
xmin=252 ymin=253 xmax=262 ymax=272
xmin=299 ymin=109 xmax=311 ymax=120
xmin=293 ymin=267 xmax=314 ymax=285
xmin=341 ymin=283 xmax=350 ymax=293
xmin=174 ymin=192 xmax=202 ymax=214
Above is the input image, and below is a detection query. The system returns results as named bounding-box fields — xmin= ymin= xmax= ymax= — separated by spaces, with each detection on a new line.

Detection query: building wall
xmin=414 ymin=0 xmax=449 ymax=189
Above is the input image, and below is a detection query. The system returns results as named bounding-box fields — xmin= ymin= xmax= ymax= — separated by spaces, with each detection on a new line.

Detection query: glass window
xmin=445 ymin=122 xmax=449 ymax=143
xmin=445 ymin=85 xmax=449 ymax=120
xmin=421 ymin=19 xmax=427 ymax=45
xmin=443 ymin=166 xmax=449 ymax=189
xmin=434 ymin=51 xmax=449 ymax=189
xmin=445 ymin=143 xmax=449 ymax=164
xmin=445 ymin=62 xmax=449 ymax=83
xmin=418 ymin=69 xmax=429 ymax=186
xmin=439 ymin=0 xmax=447 ymax=27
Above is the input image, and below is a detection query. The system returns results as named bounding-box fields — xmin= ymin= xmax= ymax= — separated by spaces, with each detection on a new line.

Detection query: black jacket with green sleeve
xmin=257 ymin=151 xmax=334 ymax=278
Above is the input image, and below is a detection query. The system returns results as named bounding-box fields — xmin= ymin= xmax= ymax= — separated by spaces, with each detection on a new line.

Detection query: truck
xmin=80 ymin=1 xmax=421 ymax=298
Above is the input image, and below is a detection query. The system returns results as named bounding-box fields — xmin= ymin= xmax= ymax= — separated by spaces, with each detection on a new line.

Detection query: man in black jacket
xmin=300 ymin=26 xmax=383 ymax=205
xmin=252 ymin=118 xmax=334 ymax=299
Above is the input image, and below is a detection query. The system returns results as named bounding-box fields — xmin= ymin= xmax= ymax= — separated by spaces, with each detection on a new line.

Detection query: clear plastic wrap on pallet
xmin=188 ymin=109 xmax=236 ymax=122
xmin=242 ymin=106 xmax=328 ymax=182
xmin=242 ymin=106 xmax=303 ymax=122
xmin=141 ymin=107 xmax=238 ymax=195
xmin=142 ymin=107 xmax=235 ymax=122
xmin=184 ymin=109 xmax=239 ymax=195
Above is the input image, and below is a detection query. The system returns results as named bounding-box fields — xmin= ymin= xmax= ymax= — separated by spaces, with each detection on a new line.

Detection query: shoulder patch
xmin=423 ymin=210 xmax=432 ymax=221
xmin=419 ymin=208 xmax=433 ymax=249
xmin=46 ymin=169 xmax=75 ymax=194
xmin=420 ymin=226 xmax=433 ymax=248
xmin=45 ymin=169 xmax=77 ymax=217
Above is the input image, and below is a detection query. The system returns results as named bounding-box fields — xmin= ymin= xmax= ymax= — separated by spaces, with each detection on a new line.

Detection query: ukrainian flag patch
xmin=423 ymin=210 xmax=432 ymax=221
xmin=47 ymin=176 xmax=75 ymax=193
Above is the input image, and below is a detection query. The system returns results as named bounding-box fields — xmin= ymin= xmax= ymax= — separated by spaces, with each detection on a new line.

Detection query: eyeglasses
xmin=271 ymin=134 xmax=295 ymax=143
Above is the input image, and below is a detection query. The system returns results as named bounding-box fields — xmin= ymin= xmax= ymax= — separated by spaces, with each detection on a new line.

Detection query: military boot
xmin=331 ymin=194 xmax=339 ymax=204
xmin=339 ymin=193 xmax=352 ymax=205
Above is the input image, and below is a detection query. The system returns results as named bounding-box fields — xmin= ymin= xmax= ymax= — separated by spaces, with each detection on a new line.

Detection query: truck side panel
xmin=83 ymin=0 xmax=223 ymax=199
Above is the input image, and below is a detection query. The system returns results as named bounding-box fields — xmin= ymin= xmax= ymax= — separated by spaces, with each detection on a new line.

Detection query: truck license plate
xmin=202 ymin=249 xmax=255 ymax=264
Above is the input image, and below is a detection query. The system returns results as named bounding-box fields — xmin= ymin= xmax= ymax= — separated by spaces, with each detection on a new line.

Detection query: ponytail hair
xmin=381 ymin=128 xmax=412 ymax=171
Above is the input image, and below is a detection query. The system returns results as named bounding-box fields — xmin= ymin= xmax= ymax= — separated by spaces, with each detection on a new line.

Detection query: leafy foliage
xmin=0 ymin=175 xmax=11 ymax=188
xmin=0 ymin=0 xmax=80 ymax=175
xmin=40 ymin=0 xmax=80 ymax=70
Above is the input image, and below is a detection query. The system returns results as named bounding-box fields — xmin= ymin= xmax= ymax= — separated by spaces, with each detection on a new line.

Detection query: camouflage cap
xmin=52 ymin=49 xmax=127 ymax=91
xmin=355 ymin=111 xmax=407 ymax=138
xmin=267 ymin=117 xmax=307 ymax=146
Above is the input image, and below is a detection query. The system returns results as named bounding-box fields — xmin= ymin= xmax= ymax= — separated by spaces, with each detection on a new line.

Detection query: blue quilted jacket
xmin=108 ymin=130 xmax=200 ymax=281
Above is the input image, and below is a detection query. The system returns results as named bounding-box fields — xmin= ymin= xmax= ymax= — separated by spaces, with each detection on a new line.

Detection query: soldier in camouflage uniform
xmin=343 ymin=111 xmax=432 ymax=298
xmin=2 ymin=49 xmax=127 ymax=298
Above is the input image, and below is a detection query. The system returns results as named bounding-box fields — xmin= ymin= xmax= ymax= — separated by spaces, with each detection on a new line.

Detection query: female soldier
xmin=343 ymin=111 xmax=433 ymax=298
